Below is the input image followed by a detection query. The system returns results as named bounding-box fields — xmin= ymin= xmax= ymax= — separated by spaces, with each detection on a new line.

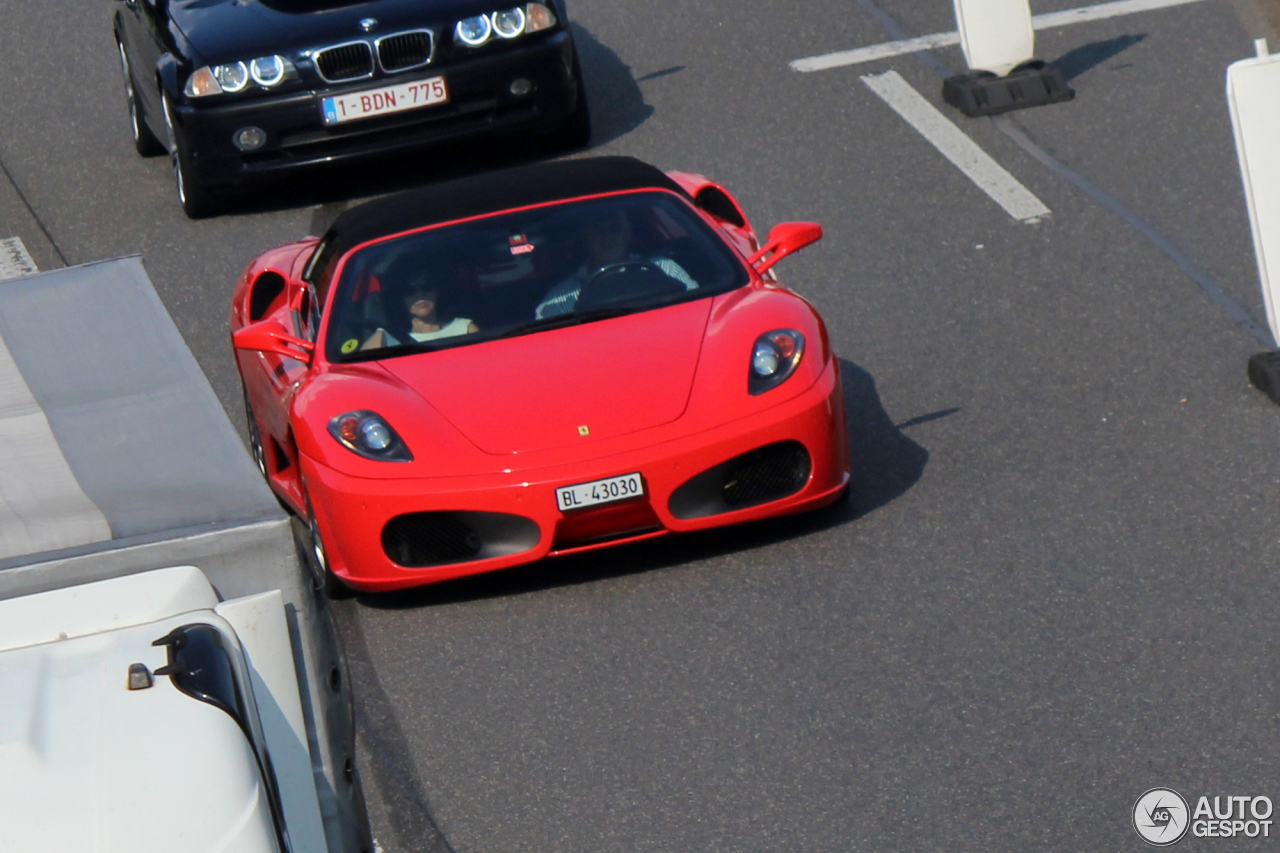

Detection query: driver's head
xmin=585 ymin=208 xmax=632 ymax=264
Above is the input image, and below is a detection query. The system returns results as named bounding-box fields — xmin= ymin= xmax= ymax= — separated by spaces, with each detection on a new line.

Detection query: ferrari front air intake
xmin=668 ymin=441 xmax=811 ymax=520
xmin=382 ymin=511 xmax=540 ymax=567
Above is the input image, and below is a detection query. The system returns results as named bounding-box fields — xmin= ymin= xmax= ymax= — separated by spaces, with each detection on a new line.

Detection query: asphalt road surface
xmin=2 ymin=1 xmax=1279 ymax=851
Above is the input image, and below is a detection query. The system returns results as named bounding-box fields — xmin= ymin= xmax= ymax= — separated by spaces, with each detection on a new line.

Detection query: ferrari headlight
xmin=215 ymin=61 xmax=250 ymax=92
xmin=328 ymin=411 xmax=413 ymax=461
xmin=456 ymin=15 xmax=492 ymax=46
xmin=492 ymin=7 xmax=526 ymax=38
xmin=748 ymin=329 xmax=805 ymax=395
xmin=524 ymin=3 xmax=557 ymax=32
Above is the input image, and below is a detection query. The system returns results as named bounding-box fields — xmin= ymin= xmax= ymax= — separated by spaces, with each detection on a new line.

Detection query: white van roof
xmin=0 ymin=571 xmax=281 ymax=853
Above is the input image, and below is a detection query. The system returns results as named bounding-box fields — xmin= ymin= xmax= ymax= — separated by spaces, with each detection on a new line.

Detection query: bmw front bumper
xmin=171 ymin=30 xmax=579 ymax=188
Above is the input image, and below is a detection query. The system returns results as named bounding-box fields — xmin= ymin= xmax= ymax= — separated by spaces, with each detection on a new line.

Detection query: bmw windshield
xmin=324 ymin=192 xmax=750 ymax=363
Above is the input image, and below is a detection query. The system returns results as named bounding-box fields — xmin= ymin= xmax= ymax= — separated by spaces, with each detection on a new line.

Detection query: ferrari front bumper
xmin=302 ymin=360 xmax=850 ymax=592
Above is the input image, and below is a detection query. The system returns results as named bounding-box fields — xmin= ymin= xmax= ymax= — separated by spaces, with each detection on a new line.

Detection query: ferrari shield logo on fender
xmin=577 ymin=425 xmax=590 ymax=436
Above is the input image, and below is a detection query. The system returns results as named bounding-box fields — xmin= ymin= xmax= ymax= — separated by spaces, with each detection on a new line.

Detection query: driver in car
xmin=535 ymin=207 xmax=697 ymax=319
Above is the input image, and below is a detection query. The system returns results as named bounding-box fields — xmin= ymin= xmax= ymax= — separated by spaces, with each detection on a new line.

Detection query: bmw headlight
xmin=492 ymin=7 xmax=526 ymax=38
xmin=250 ymin=55 xmax=286 ymax=86
xmin=328 ymin=411 xmax=413 ymax=461
xmin=455 ymin=15 xmax=493 ymax=46
xmin=184 ymin=55 xmax=296 ymax=97
xmin=215 ymin=61 xmax=249 ymax=92
xmin=748 ymin=329 xmax=805 ymax=396
xmin=456 ymin=4 xmax=555 ymax=47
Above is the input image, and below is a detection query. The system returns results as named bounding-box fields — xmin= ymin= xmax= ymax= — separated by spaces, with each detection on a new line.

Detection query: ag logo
xmin=1134 ymin=788 xmax=1191 ymax=846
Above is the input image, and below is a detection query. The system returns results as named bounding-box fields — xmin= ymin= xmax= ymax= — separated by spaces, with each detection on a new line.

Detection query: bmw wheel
xmin=116 ymin=40 xmax=165 ymax=157
xmin=162 ymin=94 xmax=219 ymax=219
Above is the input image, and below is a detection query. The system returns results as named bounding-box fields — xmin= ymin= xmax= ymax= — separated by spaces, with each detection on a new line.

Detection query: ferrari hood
xmin=170 ymin=0 xmax=497 ymax=65
xmin=378 ymin=300 xmax=713 ymax=455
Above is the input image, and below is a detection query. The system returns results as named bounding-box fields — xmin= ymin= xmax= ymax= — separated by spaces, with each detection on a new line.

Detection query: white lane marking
xmin=0 ymin=331 xmax=112 ymax=560
xmin=792 ymin=0 xmax=1208 ymax=72
xmin=861 ymin=70 xmax=1051 ymax=222
xmin=0 ymin=237 xmax=37 ymax=281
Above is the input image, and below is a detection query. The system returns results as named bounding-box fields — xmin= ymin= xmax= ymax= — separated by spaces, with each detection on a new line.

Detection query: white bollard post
xmin=943 ymin=0 xmax=1073 ymax=118
xmin=1227 ymin=39 xmax=1280 ymax=344
xmin=953 ymin=0 xmax=1035 ymax=76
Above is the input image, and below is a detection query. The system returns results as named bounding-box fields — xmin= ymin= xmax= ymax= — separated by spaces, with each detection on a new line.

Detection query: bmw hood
xmin=169 ymin=0 xmax=505 ymax=64
xmin=377 ymin=300 xmax=712 ymax=455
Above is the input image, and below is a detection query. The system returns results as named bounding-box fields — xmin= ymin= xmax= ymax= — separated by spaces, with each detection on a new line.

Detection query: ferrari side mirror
xmin=748 ymin=222 xmax=823 ymax=276
xmin=233 ymin=318 xmax=315 ymax=364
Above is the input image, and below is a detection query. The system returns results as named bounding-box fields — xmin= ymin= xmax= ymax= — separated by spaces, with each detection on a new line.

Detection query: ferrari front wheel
xmin=242 ymin=385 xmax=268 ymax=479
xmin=305 ymin=495 xmax=355 ymax=600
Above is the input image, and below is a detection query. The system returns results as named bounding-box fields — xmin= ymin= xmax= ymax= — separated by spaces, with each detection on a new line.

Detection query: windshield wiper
xmin=495 ymin=306 xmax=638 ymax=340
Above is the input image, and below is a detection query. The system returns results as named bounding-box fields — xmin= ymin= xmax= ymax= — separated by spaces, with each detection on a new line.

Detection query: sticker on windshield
xmin=341 ymin=338 xmax=359 ymax=354
xmin=509 ymin=234 xmax=535 ymax=256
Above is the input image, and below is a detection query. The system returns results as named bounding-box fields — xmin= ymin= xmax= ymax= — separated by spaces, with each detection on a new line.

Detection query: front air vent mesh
xmin=378 ymin=31 xmax=434 ymax=72
xmin=315 ymin=42 xmax=374 ymax=82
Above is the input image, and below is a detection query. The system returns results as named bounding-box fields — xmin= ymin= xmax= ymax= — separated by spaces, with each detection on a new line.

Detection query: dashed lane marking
xmin=0 ymin=237 xmax=36 ymax=281
xmin=792 ymin=0 xmax=1208 ymax=72
xmin=861 ymin=70 xmax=1052 ymax=223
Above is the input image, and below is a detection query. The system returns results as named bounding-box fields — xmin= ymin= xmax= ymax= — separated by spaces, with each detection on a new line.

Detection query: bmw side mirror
xmin=233 ymin=317 xmax=315 ymax=364
xmin=748 ymin=222 xmax=823 ymax=276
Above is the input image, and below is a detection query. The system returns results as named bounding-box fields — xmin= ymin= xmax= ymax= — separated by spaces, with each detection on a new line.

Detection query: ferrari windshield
xmin=324 ymin=191 xmax=750 ymax=362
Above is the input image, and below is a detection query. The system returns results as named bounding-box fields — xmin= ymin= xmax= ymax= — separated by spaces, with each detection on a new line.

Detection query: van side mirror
xmin=748 ymin=222 xmax=823 ymax=275
xmin=233 ymin=318 xmax=315 ymax=364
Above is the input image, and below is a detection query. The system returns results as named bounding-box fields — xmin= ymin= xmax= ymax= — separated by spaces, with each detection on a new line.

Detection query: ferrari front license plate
xmin=556 ymin=472 xmax=644 ymax=512
xmin=321 ymin=76 xmax=448 ymax=125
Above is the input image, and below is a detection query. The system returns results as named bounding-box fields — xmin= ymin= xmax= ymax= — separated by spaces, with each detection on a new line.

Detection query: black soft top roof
xmin=325 ymin=157 xmax=690 ymax=257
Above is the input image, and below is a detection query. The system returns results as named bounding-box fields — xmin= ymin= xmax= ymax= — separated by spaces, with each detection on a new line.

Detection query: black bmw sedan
xmin=113 ymin=0 xmax=589 ymax=218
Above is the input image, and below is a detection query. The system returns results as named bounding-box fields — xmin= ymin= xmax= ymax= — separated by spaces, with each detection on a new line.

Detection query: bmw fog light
xmin=509 ymin=77 xmax=533 ymax=96
xmin=233 ymin=126 xmax=266 ymax=151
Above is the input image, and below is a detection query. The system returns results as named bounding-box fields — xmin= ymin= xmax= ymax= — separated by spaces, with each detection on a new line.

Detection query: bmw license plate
xmin=321 ymin=76 xmax=448 ymax=125
xmin=556 ymin=472 xmax=644 ymax=512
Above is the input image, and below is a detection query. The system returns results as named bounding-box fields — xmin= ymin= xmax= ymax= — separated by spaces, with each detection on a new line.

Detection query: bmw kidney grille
xmin=315 ymin=42 xmax=375 ymax=82
xmin=377 ymin=31 xmax=434 ymax=72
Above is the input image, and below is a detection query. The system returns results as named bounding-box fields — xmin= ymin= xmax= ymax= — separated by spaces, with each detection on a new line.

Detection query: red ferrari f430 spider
xmin=231 ymin=157 xmax=850 ymax=594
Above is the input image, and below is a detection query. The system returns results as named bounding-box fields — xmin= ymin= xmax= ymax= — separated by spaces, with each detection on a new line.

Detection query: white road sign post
xmin=1228 ymin=39 xmax=1280 ymax=403
xmin=954 ymin=0 xmax=1035 ymax=75
xmin=943 ymin=0 xmax=1074 ymax=117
